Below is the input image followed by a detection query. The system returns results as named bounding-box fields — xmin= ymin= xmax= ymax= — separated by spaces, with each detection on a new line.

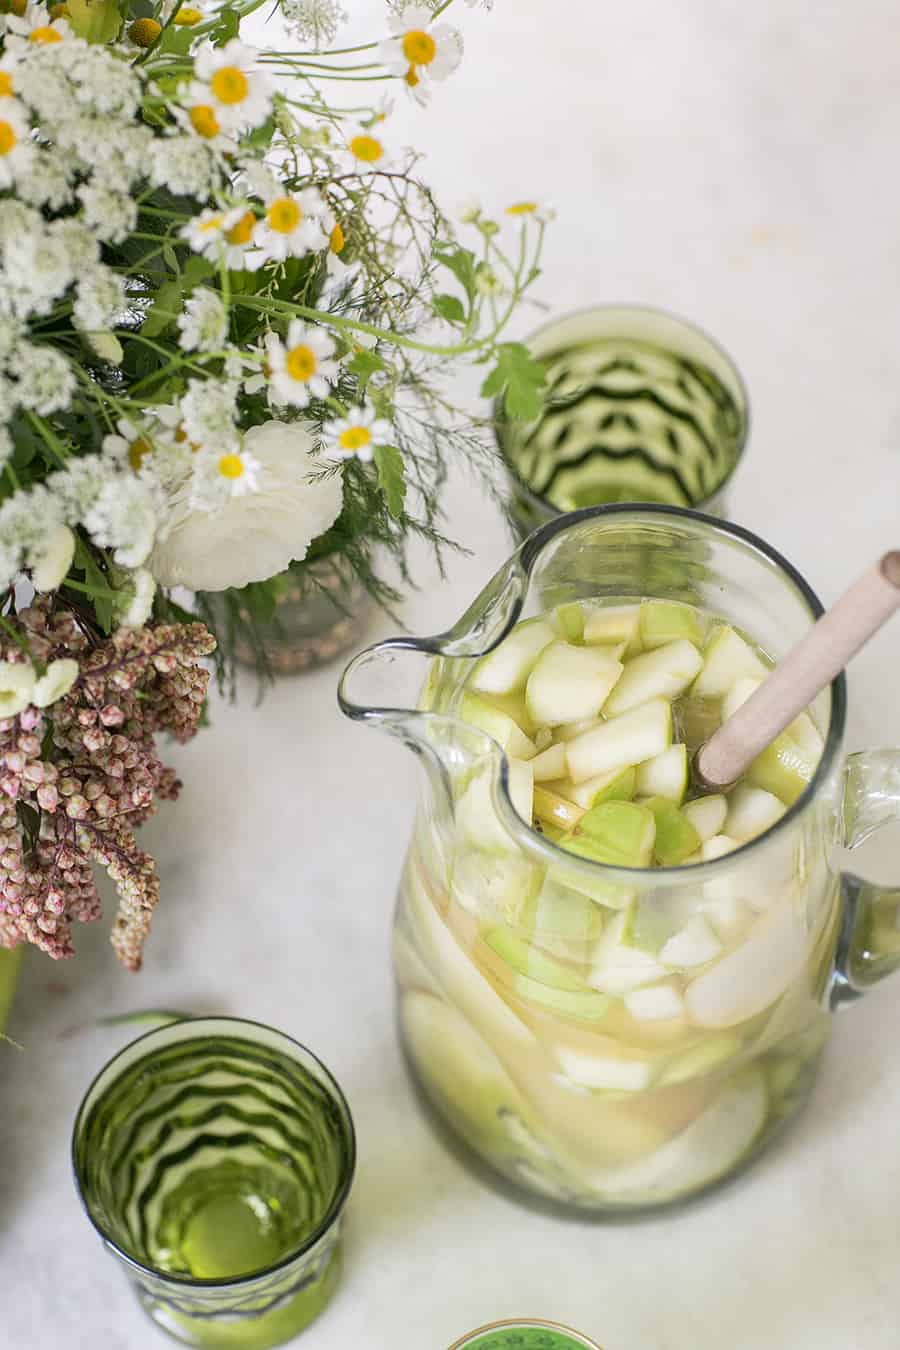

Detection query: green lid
xmin=451 ymin=1321 xmax=601 ymax=1350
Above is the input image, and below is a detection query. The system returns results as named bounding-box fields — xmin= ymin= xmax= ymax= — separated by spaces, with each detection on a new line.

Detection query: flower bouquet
xmin=0 ymin=0 xmax=548 ymax=970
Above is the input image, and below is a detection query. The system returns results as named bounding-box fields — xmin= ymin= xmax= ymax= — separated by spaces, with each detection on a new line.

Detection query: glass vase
xmin=233 ymin=558 xmax=374 ymax=675
xmin=72 ymin=1018 xmax=356 ymax=1349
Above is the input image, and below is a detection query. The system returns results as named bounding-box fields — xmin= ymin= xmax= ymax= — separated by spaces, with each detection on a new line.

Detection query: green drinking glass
xmin=72 ymin=1018 xmax=356 ymax=1349
xmin=495 ymin=305 xmax=749 ymax=537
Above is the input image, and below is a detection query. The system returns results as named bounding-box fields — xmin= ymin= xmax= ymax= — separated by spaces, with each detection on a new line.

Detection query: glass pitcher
xmin=339 ymin=507 xmax=900 ymax=1213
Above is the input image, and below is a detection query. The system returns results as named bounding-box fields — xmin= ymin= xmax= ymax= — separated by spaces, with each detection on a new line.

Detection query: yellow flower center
xmin=402 ymin=29 xmax=436 ymax=65
xmin=30 ymin=24 xmax=62 ymax=41
xmin=285 ymin=344 xmax=317 ymax=382
xmin=218 ymin=453 xmax=244 ymax=479
xmin=128 ymin=437 xmax=153 ymax=471
xmin=199 ymin=212 xmax=224 ymax=233
xmin=127 ymin=16 xmax=160 ymax=45
xmin=349 ymin=133 xmax=383 ymax=164
xmin=338 ymin=426 xmax=371 ymax=452
xmin=190 ymin=104 xmax=220 ymax=139
xmin=267 ymin=197 xmax=301 ymax=234
xmin=329 ymin=221 xmax=345 ymax=254
xmin=210 ymin=65 xmax=249 ymax=106
xmin=0 ymin=121 xmax=16 ymax=156
xmin=404 ymin=65 xmax=419 ymax=87
xmin=226 ymin=210 xmax=256 ymax=245
xmin=506 ymin=201 xmax=539 ymax=215
xmin=173 ymin=4 xmax=202 ymax=22
xmin=0 ymin=73 xmax=13 ymax=97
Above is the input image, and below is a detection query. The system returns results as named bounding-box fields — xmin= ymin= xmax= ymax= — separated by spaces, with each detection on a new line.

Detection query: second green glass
xmin=495 ymin=305 xmax=749 ymax=537
xmin=72 ymin=1018 xmax=356 ymax=1349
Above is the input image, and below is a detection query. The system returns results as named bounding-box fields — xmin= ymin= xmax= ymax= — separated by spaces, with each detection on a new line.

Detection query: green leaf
xmin=158 ymin=23 xmax=195 ymax=55
xmin=209 ymin=4 xmax=240 ymax=44
xmin=348 ymin=347 xmax=385 ymax=392
xmin=66 ymin=0 xmax=121 ymax=43
xmin=374 ymin=444 xmax=406 ymax=518
xmin=161 ymin=240 xmax=180 ymax=274
xmin=182 ymin=256 xmax=214 ymax=288
xmin=480 ymin=342 xmax=547 ymax=420
xmin=432 ymin=292 xmax=466 ymax=324
xmin=434 ymin=245 xmax=477 ymax=303
xmin=72 ymin=537 xmax=116 ymax=634
xmin=141 ymin=278 xmax=183 ymax=338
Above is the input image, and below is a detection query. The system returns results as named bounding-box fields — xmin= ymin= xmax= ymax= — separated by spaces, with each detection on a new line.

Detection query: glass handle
xmin=831 ymin=749 xmax=900 ymax=1005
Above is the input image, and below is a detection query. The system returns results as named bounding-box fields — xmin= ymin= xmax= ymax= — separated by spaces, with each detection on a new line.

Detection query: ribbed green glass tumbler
xmin=496 ymin=305 xmax=749 ymax=537
xmin=72 ymin=1018 xmax=356 ymax=1349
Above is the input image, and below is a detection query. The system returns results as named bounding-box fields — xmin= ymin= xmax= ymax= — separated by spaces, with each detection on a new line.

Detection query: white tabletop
xmin=6 ymin=2 xmax=900 ymax=1347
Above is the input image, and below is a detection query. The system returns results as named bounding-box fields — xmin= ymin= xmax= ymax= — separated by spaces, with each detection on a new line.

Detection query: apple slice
xmin=643 ymin=797 xmax=701 ymax=866
xmin=625 ymin=981 xmax=685 ymax=1022
xmin=639 ymin=599 xmax=706 ymax=650
xmin=530 ymin=741 xmax=568 ymax=782
xmin=685 ymin=899 xmax=809 ymax=1027
xmin=692 ymin=625 xmax=768 ymax=699
xmin=459 ymin=692 xmax=536 ymax=760
xmin=568 ymin=765 xmax=636 ymax=810
xmin=566 ymin=698 xmax=672 ymax=784
xmin=554 ymin=601 xmax=586 ymax=643
xmin=635 ymin=743 xmax=688 ymax=803
xmin=469 ymin=619 xmax=555 ymax=695
xmin=682 ymin=794 xmax=727 ymax=844
xmin=485 ymin=928 xmax=611 ymax=1023
xmin=659 ymin=914 xmax=723 ymax=969
xmin=525 ymin=641 xmax=623 ymax=726
xmin=724 ymin=784 xmax=786 ymax=843
xmin=604 ymin=640 xmax=703 ymax=716
xmin=589 ymin=908 xmax=668 ymax=995
xmin=583 ymin=603 xmax=641 ymax=652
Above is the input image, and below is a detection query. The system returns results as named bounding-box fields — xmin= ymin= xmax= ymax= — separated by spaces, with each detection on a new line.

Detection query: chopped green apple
xmin=589 ymin=908 xmax=668 ymax=995
xmin=520 ymin=881 xmax=606 ymax=957
xmin=563 ymin=801 xmax=656 ymax=868
xmin=525 ymin=640 xmax=623 ymax=726
xmin=469 ymin=618 xmax=555 ymax=695
xmin=568 ymin=765 xmax=636 ymax=810
xmin=552 ymin=1042 xmax=658 ymax=1092
xmin=682 ymin=794 xmax=727 ymax=843
xmin=624 ymin=981 xmax=685 ymax=1023
xmin=583 ymin=603 xmax=641 ymax=653
xmin=635 ymin=743 xmax=688 ymax=803
xmin=533 ymin=784 xmax=584 ymax=833
xmin=566 ymin=698 xmax=672 ymax=784
xmin=721 ymin=674 xmax=763 ymax=722
xmin=459 ymin=692 xmax=536 ymax=760
xmin=556 ymin=717 xmax=603 ymax=742
xmin=684 ymin=898 xmax=809 ymax=1028
xmin=643 ymin=797 xmax=701 ymax=866
xmin=702 ymin=833 xmax=740 ymax=861
xmin=659 ymin=914 xmax=722 ymax=969
xmin=450 ymin=850 xmax=541 ymax=923
xmin=692 ymin=624 xmax=768 ymax=699
xmin=746 ymin=733 xmax=814 ymax=805
xmin=659 ymin=1033 xmax=742 ymax=1085
xmin=530 ymin=741 xmax=568 ymax=782
xmin=639 ymin=599 xmax=706 ymax=650
xmin=604 ymin=640 xmax=703 ymax=716
xmin=506 ymin=758 xmax=534 ymax=825
xmin=554 ymin=601 xmax=586 ymax=643
xmin=485 ymin=928 xmax=611 ymax=1022
xmin=724 ymin=784 xmax=786 ymax=842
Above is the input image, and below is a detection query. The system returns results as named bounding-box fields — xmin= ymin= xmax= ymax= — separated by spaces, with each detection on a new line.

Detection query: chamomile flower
xmin=264 ymin=321 xmax=339 ymax=408
xmin=192 ymin=40 xmax=272 ymax=132
xmin=177 ymin=288 xmax=228 ymax=353
xmin=345 ymin=123 xmax=392 ymax=173
xmin=0 ymin=100 xmax=35 ymax=190
xmin=255 ymin=188 xmax=328 ymax=262
xmin=379 ymin=5 xmax=462 ymax=99
xmin=505 ymin=200 xmax=556 ymax=224
xmin=0 ymin=56 xmax=19 ymax=101
xmin=195 ymin=447 xmax=262 ymax=506
xmin=174 ymin=101 xmax=237 ymax=153
xmin=322 ymin=403 xmax=391 ymax=463
xmin=102 ymin=418 xmax=160 ymax=473
xmin=181 ymin=204 xmax=262 ymax=269
xmin=4 ymin=3 xmax=70 ymax=49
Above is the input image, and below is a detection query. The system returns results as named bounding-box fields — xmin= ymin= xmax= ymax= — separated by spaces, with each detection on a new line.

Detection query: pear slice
xmin=639 ymin=599 xmax=706 ymax=650
xmin=556 ymin=716 xmax=603 ymax=743
xmin=589 ymin=908 xmax=668 ymax=995
xmin=746 ymin=734 xmax=814 ymax=806
xmin=659 ymin=914 xmax=723 ymax=969
xmin=625 ymin=981 xmax=685 ymax=1023
xmin=553 ymin=1042 xmax=658 ymax=1092
xmin=525 ymin=641 xmax=623 ymax=726
xmin=554 ymin=601 xmax=586 ymax=643
xmin=684 ymin=898 xmax=809 ymax=1028
xmin=459 ymin=692 xmax=536 ymax=760
xmin=660 ymin=1033 xmax=742 ymax=1085
xmin=643 ymin=797 xmax=701 ymax=866
xmin=682 ymin=794 xmax=727 ymax=844
xmin=724 ymin=784 xmax=786 ymax=843
xmin=635 ymin=743 xmax=688 ymax=803
xmin=485 ymin=928 xmax=611 ymax=1023
xmin=469 ymin=618 xmax=555 ymax=695
xmin=692 ymin=625 xmax=768 ymax=699
xmin=530 ymin=741 xmax=568 ymax=782
xmin=583 ymin=603 xmax=641 ymax=652
xmin=506 ymin=758 xmax=534 ymax=825
xmin=604 ymin=640 xmax=703 ymax=716
xmin=566 ymin=698 xmax=672 ymax=784
xmin=568 ymin=765 xmax=636 ymax=810
xmin=562 ymin=801 xmax=656 ymax=869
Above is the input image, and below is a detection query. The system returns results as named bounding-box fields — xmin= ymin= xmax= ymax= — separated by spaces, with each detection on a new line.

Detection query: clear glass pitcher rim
xmin=342 ymin=504 xmax=847 ymax=880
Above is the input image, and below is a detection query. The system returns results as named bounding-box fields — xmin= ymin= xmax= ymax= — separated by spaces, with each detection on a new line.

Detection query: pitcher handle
xmin=831 ymin=749 xmax=900 ymax=1006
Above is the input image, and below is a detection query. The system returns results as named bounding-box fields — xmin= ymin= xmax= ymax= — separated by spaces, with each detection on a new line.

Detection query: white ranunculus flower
xmin=30 ymin=522 xmax=75 ymax=592
xmin=32 ymin=658 xmax=79 ymax=708
xmin=149 ymin=420 xmax=343 ymax=591
xmin=0 ymin=660 xmax=36 ymax=717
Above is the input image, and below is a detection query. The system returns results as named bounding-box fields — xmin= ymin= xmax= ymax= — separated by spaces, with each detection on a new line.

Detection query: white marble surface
xmin=6 ymin=2 xmax=900 ymax=1346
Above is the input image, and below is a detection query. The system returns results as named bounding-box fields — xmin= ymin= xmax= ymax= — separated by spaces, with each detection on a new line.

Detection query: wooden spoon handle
xmin=695 ymin=551 xmax=900 ymax=792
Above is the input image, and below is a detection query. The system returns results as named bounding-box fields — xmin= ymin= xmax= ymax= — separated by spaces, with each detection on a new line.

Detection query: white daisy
xmin=192 ymin=40 xmax=272 ymax=132
xmin=505 ymin=200 xmax=556 ymax=224
xmin=149 ymin=420 xmax=343 ymax=591
xmin=0 ymin=100 xmax=35 ymax=190
xmin=102 ymin=417 xmax=161 ymax=472
xmin=255 ymin=188 xmax=328 ymax=263
xmin=264 ymin=321 xmax=339 ymax=408
xmin=321 ymin=403 xmax=391 ymax=463
xmin=189 ymin=446 xmax=262 ymax=510
xmin=4 ymin=3 xmax=71 ymax=49
xmin=180 ymin=204 xmax=262 ymax=270
xmin=378 ymin=5 xmax=462 ymax=98
xmin=345 ymin=123 xmax=392 ymax=174
xmin=173 ymin=101 xmax=238 ymax=154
